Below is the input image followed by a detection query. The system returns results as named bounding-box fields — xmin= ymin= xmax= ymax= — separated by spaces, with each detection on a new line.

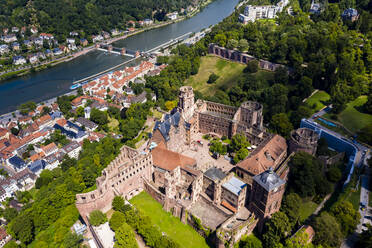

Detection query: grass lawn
xmin=152 ymin=109 xmax=163 ymax=119
xmin=298 ymin=200 xmax=318 ymax=222
xmin=107 ymin=116 xmax=120 ymax=133
xmin=305 ymin=90 xmax=331 ymax=113
xmin=337 ymin=96 xmax=372 ymax=133
xmin=130 ymin=192 xmax=209 ymax=248
xmin=185 ymin=55 xmax=246 ymax=96
xmin=345 ymin=186 xmax=361 ymax=211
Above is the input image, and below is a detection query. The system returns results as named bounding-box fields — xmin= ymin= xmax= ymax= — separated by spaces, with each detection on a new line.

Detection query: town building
xmin=61 ymin=141 xmax=81 ymax=159
xmin=341 ymin=8 xmax=359 ymax=22
xmin=238 ymin=0 xmax=289 ymax=23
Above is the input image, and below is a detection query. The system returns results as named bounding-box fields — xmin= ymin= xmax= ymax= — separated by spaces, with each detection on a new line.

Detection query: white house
xmin=61 ymin=141 xmax=81 ymax=159
xmin=13 ymin=56 xmax=27 ymax=65
xmin=0 ymin=45 xmax=9 ymax=55
xmin=167 ymin=12 xmax=178 ymax=20
xmin=3 ymin=34 xmax=17 ymax=43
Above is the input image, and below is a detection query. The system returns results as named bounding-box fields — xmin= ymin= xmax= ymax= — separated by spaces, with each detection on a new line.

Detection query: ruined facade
xmin=75 ymin=145 xmax=153 ymax=223
xmin=289 ymin=128 xmax=319 ymax=156
xmin=208 ymin=43 xmax=286 ymax=72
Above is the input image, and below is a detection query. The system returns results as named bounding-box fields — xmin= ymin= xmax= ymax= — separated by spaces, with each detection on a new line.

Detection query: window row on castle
xmin=206 ymin=104 xmax=236 ymax=114
xmin=111 ymin=164 xmax=147 ymax=188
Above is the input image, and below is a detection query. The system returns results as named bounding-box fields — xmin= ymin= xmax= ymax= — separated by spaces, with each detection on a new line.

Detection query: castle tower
xmin=178 ymin=86 xmax=195 ymax=121
xmin=248 ymin=168 xmax=286 ymax=232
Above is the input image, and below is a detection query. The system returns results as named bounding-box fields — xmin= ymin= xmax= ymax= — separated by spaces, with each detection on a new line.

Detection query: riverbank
xmin=0 ymin=0 xmax=213 ymax=83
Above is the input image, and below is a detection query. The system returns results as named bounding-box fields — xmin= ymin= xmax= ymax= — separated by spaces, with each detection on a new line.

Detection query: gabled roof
xmin=153 ymin=110 xmax=181 ymax=141
xmin=152 ymin=145 xmax=196 ymax=172
xmin=222 ymin=176 xmax=246 ymax=196
xmin=237 ymin=134 xmax=287 ymax=176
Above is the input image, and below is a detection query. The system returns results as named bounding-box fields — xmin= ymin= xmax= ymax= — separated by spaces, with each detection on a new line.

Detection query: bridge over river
xmin=0 ymin=0 xmax=240 ymax=114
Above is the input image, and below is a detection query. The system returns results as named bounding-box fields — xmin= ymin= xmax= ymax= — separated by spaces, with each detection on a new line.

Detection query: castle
xmin=76 ymin=86 xmax=289 ymax=247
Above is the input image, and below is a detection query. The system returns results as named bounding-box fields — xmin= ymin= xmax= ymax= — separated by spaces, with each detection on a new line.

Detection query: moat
xmin=0 ymin=0 xmax=239 ymax=115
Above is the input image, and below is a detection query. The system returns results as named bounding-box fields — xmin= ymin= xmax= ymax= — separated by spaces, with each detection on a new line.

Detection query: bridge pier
xmin=108 ymin=45 xmax=113 ymax=53
xmin=135 ymin=51 xmax=140 ymax=58
xmin=95 ymin=43 xmax=100 ymax=49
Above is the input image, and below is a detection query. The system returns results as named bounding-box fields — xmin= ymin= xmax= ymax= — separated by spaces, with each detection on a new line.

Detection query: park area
xmin=305 ymin=90 xmax=331 ymax=113
xmin=130 ymin=192 xmax=209 ymax=248
xmin=185 ymin=55 xmax=273 ymax=97
xmin=336 ymin=96 xmax=372 ymax=133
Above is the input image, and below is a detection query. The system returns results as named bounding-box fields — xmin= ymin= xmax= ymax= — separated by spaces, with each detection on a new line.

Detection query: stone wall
xmin=75 ymin=146 xmax=153 ymax=223
xmin=209 ymin=43 xmax=286 ymax=72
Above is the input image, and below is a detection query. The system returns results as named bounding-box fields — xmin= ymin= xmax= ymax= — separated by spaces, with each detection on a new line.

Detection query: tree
xmin=90 ymin=108 xmax=108 ymax=126
xmin=230 ymin=134 xmax=250 ymax=152
xmin=154 ymin=236 xmax=180 ymax=248
xmin=62 ymin=233 xmax=83 ymax=248
xmin=164 ymin=101 xmax=177 ymax=111
xmin=9 ymin=214 xmax=34 ymax=244
xmin=238 ymin=39 xmax=249 ymax=52
xmin=157 ymin=56 xmax=169 ymax=64
xmin=313 ymin=212 xmax=342 ymax=248
xmin=239 ymin=234 xmax=262 ymax=248
xmin=330 ymin=201 xmax=360 ymax=236
xmin=76 ymin=106 xmax=85 ymax=118
xmin=207 ymin=73 xmax=219 ymax=84
xmin=327 ymin=165 xmax=342 ymax=183
xmin=10 ymin=127 xmax=19 ymax=136
xmin=288 ymin=152 xmax=332 ymax=198
xmin=270 ymin=113 xmax=293 ymax=138
xmin=89 ymin=210 xmax=107 ymax=226
xmin=18 ymin=101 xmax=36 ymax=115
xmin=281 ymin=193 xmax=301 ymax=226
xmin=262 ymin=212 xmax=291 ymax=248
xmin=244 ymin=60 xmax=259 ymax=73
xmin=227 ymin=39 xmax=238 ymax=50
xmin=3 ymin=207 xmax=18 ymax=222
xmin=112 ymin=196 xmax=131 ymax=213
xmin=114 ymin=223 xmax=138 ymax=248
xmin=357 ymin=124 xmax=372 ymax=145
xmin=109 ymin=211 xmax=126 ymax=232
xmin=233 ymin=148 xmax=249 ymax=164
xmin=3 ymin=241 xmax=18 ymax=248
xmin=209 ymin=140 xmax=227 ymax=155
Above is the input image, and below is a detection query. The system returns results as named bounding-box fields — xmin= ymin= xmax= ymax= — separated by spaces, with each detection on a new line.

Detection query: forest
xmin=0 ymin=0 xmax=196 ymax=40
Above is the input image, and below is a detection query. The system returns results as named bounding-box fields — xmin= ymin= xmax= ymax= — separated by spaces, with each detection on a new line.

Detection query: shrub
xmin=89 ymin=210 xmax=107 ymax=226
xmin=207 ymin=73 xmax=219 ymax=84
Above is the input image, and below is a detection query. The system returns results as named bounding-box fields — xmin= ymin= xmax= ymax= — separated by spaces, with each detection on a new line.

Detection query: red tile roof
xmin=237 ymin=134 xmax=287 ymax=176
xmin=152 ymin=145 xmax=196 ymax=172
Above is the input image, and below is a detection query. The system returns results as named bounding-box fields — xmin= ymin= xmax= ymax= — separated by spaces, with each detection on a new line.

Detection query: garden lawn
xmin=107 ymin=116 xmax=120 ymax=133
xmin=337 ymin=96 xmax=372 ymax=133
xmin=298 ymin=200 xmax=318 ymax=222
xmin=185 ymin=55 xmax=245 ymax=96
xmin=130 ymin=192 xmax=209 ymax=248
xmin=305 ymin=90 xmax=331 ymax=113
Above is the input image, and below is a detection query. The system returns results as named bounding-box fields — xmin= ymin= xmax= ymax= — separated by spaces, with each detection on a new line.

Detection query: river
xmin=0 ymin=0 xmax=239 ymax=115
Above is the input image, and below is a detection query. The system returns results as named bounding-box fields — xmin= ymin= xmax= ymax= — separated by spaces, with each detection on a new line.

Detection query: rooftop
xmin=222 ymin=176 xmax=246 ymax=196
xmin=204 ymin=167 xmax=226 ymax=181
xmin=253 ymin=167 xmax=285 ymax=192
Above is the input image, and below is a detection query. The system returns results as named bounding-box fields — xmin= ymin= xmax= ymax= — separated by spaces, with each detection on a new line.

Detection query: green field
xmin=185 ymin=55 xmax=246 ymax=96
xmin=130 ymin=192 xmax=209 ymax=248
xmin=305 ymin=90 xmax=331 ymax=113
xmin=337 ymin=96 xmax=372 ymax=133
xmin=298 ymin=200 xmax=318 ymax=222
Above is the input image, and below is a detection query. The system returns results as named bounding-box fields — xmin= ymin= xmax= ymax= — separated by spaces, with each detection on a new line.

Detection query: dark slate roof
xmin=53 ymin=123 xmax=86 ymax=139
xmin=342 ymin=8 xmax=358 ymax=17
xmin=76 ymin=117 xmax=98 ymax=130
xmin=253 ymin=167 xmax=285 ymax=192
xmin=204 ymin=167 xmax=227 ymax=181
xmin=154 ymin=110 xmax=181 ymax=141
xmin=28 ymin=160 xmax=46 ymax=173
xmin=49 ymin=111 xmax=62 ymax=119
xmin=8 ymin=156 xmax=26 ymax=170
